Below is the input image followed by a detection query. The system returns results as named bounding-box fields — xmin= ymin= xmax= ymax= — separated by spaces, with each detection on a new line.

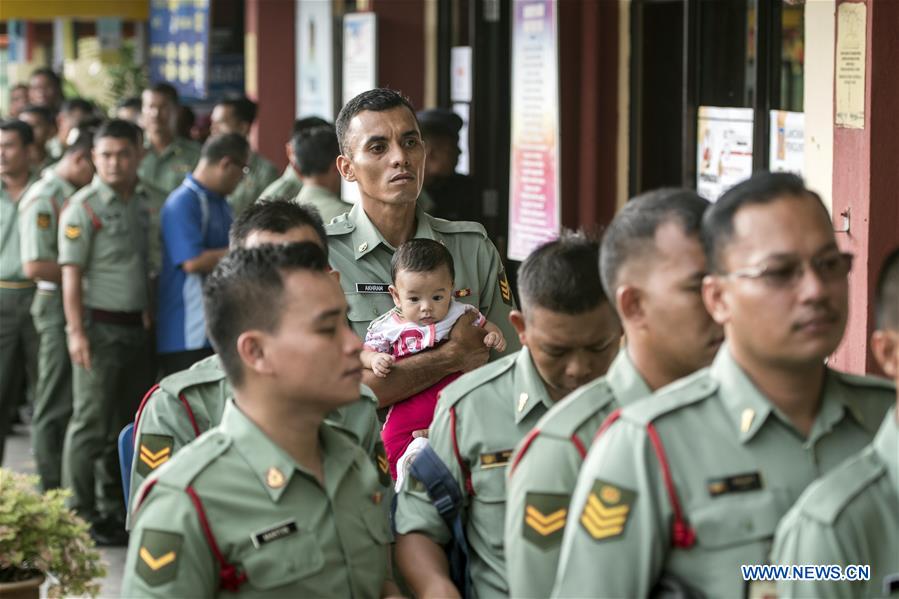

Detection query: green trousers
xmin=62 ymin=318 xmax=151 ymax=523
xmin=30 ymin=289 xmax=73 ymax=490
xmin=0 ymin=287 xmax=38 ymax=465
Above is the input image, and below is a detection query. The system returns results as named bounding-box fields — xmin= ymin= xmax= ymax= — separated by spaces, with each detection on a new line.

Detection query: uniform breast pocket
xmin=470 ymin=464 xmax=509 ymax=552
xmin=238 ymin=528 xmax=325 ymax=591
xmin=689 ymin=490 xmax=781 ymax=551
xmin=346 ymin=293 xmax=393 ymax=331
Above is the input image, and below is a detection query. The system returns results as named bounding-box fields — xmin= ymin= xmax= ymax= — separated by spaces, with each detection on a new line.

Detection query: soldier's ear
xmin=616 ymin=285 xmax=644 ymax=328
xmin=701 ymin=274 xmax=730 ymax=327
xmin=509 ymin=310 xmax=527 ymax=347
xmin=871 ymin=329 xmax=899 ymax=380
xmin=236 ymin=330 xmax=274 ymax=377
xmin=336 ymin=154 xmax=355 ymax=182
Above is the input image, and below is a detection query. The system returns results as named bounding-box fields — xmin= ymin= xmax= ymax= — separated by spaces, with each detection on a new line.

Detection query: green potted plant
xmin=0 ymin=469 xmax=107 ymax=598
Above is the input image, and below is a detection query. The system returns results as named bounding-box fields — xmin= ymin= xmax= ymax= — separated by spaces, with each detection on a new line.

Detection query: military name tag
xmin=480 ymin=449 xmax=513 ymax=469
xmin=251 ymin=520 xmax=298 ymax=548
xmin=356 ymin=283 xmax=390 ymax=294
xmin=707 ymin=472 xmax=763 ymax=497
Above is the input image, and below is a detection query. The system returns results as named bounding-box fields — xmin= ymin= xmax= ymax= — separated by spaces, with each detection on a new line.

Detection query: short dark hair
xmin=0 ymin=119 xmax=35 ymax=146
xmin=61 ymin=98 xmax=94 ymax=116
xmin=94 ymin=119 xmax=141 ymax=146
xmin=335 ymin=88 xmax=418 ymax=155
xmin=204 ymin=243 xmax=330 ymax=386
xmin=293 ymin=125 xmax=339 ymax=176
xmin=390 ymin=239 xmax=455 ymax=284
xmin=229 ymin=198 xmax=328 ymax=255
xmin=29 ymin=68 xmax=62 ymax=90
xmin=116 ymin=96 xmax=142 ymax=111
xmin=146 ymin=82 xmax=179 ymax=106
xmin=63 ymin=129 xmax=93 ymax=156
xmin=293 ymin=116 xmax=330 ymax=136
xmin=20 ymin=105 xmax=56 ymax=125
xmin=875 ymin=247 xmax=899 ymax=330
xmin=519 ymin=232 xmax=607 ymax=314
xmin=702 ymin=171 xmax=826 ymax=273
xmin=218 ymin=97 xmax=257 ymax=125
xmin=600 ymin=188 xmax=709 ymax=299
xmin=201 ymin=132 xmax=249 ymax=164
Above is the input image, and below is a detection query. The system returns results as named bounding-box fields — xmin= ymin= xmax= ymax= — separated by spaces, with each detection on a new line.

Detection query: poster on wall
xmin=507 ymin=0 xmax=561 ymax=262
xmin=341 ymin=12 xmax=377 ymax=203
xmin=149 ymin=0 xmax=210 ymax=100
xmin=297 ymin=0 xmax=334 ymax=120
xmin=696 ymin=106 xmax=754 ymax=201
xmin=769 ymin=110 xmax=804 ymax=176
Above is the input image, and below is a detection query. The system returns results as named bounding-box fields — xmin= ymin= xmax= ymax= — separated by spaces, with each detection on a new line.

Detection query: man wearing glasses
xmin=552 ymin=172 xmax=895 ymax=598
xmin=156 ymin=133 xmax=249 ymax=376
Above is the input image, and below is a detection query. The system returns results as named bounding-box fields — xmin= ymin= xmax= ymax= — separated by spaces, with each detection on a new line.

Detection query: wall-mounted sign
xmin=341 ymin=12 xmax=378 ymax=204
xmin=297 ymin=0 xmax=335 ymax=120
xmin=696 ymin=106 xmax=754 ymax=201
xmin=769 ymin=110 xmax=804 ymax=176
xmin=149 ymin=0 xmax=210 ymax=99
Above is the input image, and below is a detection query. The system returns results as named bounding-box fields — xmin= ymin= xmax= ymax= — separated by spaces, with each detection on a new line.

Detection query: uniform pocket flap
xmin=689 ymin=491 xmax=780 ymax=549
xmin=240 ymin=528 xmax=325 ymax=590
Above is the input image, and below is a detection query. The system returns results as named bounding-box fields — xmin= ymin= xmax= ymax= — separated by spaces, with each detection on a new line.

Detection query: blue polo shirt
xmin=156 ymin=174 xmax=232 ymax=354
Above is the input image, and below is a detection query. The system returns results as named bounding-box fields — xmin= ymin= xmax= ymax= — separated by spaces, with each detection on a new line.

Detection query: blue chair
xmin=118 ymin=422 xmax=135 ymax=510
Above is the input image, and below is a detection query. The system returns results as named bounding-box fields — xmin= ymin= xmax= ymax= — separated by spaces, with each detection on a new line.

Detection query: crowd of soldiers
xmin=1 ymin=72 xmax=897 ymax=598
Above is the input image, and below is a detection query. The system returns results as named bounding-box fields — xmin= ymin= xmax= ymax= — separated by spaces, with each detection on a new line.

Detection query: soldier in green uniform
xmin=128 ymin=199 xmax=387 ymax=518
xmin=504 ymin=189 xmax=723 ymax=598
xmin=258 ymin=117 xmax=329 ymax=202
xmin=772 ymin=247 xmax=899 ymax=599
xmin=552 ymin=172 xmax=896 ymax=598
xmin=19 ymin=105 xmax=58 ymax=172
xmin=58 ymin=119 xmax=165 ymax=545
xmin=123 ymin=243 xmax=396 ymax=597
xmin=394 ymin=235 xmax=622 ymax=598
xmin=18 ymin=130 xmax=95 ymax=490
xmin=209 ymin=97 xmax=278 ymax=216
xmin=0 ymin=119 xmax=40 ymax=464
xmin=330 ymin=88 xmax=520 ymax=410
xmin=137 ymin=83 xmax=201 ymax=196
xmin=294 ymin=125 xmax=352 ymax=223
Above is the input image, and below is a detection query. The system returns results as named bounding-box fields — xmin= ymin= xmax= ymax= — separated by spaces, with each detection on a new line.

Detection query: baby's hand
xmin=371 ymin=353 xmax=395 ymax=378
xmin=483 ymin=331 xmax=507 ymax=352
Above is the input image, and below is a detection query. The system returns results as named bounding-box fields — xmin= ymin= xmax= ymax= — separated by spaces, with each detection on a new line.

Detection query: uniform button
xmin=358 ymin=242 xmax=368 ymax=252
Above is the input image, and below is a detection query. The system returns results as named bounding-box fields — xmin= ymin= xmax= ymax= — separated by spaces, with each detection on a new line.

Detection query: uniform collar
xmin=712 ymin=345 xmax=855 ymax=444
xmin=0 ymin=169 xmax=39 ymax=199
xmin=91 ymin=175 xmax=119 ymax=205
xmin=221 ymin=399 xmax=359 ymax=502
xmin=513 ymin=347 xmax=555 ymax=424
xmin=346 ymin=202 xmax=438 ymax=260
xmin=605 ymin=349 xmax=652 ymax=406
xmin=146 ymin=136 xmax=187 ymax=159
xmin=281 ymin=165 xmax=301 ymax=184
xmin=872 ymin=406 xmax=898 ymax=488
xmin=44 ymin=169 xmax=76 ymax=198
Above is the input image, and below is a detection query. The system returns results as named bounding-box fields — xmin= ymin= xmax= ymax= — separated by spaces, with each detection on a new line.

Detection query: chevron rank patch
xmin=523 ymin=492 xmax=570 ymax=548
xmin=136 ymin=434 xmax=174 ymax=477
xmin=375 ymin=441 xmax=391 ymax=487
xmin=37 ymin=212 xmax=51 ymax=229
xmin=579 ymin=479 xmax=636 ymax=542
xmin=64 ymin=224 xmax=81 ymax=239
xmin=498 ymin=270 xmax=513 ymax=306
xmin=136 ymin=529 xmax=182 ymax=586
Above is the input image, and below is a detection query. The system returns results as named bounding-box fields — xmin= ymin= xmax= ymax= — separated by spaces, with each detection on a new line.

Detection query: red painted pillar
xmin=368 ymin=0 xmax=425 ymax=109
xmin=245 ymin=0 xmax=296 ymax=170
xmin=831 ymin=0 xmax=899 ymax=375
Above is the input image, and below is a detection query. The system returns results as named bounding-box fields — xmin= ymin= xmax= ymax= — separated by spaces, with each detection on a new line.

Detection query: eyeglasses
xmin=725 ymin=252 xmax=854 ymax=289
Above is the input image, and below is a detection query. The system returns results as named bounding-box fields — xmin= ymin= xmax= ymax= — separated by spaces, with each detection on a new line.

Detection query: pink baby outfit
xmin=365 ymin=300 xmax=485 ymax=478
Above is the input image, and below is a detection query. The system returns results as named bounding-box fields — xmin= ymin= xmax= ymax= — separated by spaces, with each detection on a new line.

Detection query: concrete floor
xmin=2 ymin=424 xmax=126 ymax=599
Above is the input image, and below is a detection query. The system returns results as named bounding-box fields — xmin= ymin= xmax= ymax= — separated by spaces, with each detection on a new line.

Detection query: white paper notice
xmin=835 ymin=2 xmax=866 ymax=129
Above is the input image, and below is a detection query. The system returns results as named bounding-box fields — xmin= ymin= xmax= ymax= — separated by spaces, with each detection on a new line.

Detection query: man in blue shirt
xmin=157 ymin=133 xmax=249 ymax=375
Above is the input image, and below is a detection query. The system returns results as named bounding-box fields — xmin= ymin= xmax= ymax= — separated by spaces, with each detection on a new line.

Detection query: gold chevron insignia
xmin=377 ymin=454 xmax=389 ymax=473
xmin=525 ymin=505 xmax=567 ymax=536
xmin=139 ymin=445 xmax=171 ymax=470
xmin=579 ymin=480 xmax=635 ymax=541
xmin=140 ymin=547 xmax=176 ymax=571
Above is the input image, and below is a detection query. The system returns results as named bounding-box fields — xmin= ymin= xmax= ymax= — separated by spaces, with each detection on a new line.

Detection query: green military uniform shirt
xmin=57 ymin=175 xmax=164 ymax=312
xmin=295 ymin=183 xmax=352 ymax=224
xmin=773 ymin=406 xmax=899 ymax=599
xmin=137 ymin=137 xmax=201 ymax=196
xmin=227 ymin=151 xmax=279 ymax=216
xmin=128 ymin=354 xmax=387 ymax=524
xmin=395 ymin=348 xmax=554 ymax=598
xmin=123 ymin=400 xmax=392 ymax=598
xmin=258 ymin=165 xmax=302 ymax=201
xmin=0 ymin=170 xmax=39 ymax=282
xmin=552 ymin=346 xmax=895 ymax=598
xmin=326 ymin=202 xmax=520 ymax=356
xmin=504 ymin=349 xmax=649 ymax=598
xmin=19 ymin=168 xmax=74 ymax=270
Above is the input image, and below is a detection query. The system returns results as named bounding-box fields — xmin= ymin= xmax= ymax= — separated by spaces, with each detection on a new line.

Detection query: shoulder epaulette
xmin=832 ymin=370 xmax=896 ymax=393
xmin=158 ymin=366 xmax=227 ymax=398
xmin=538 ymin=378 xmax=617 ymax=439
xmin=622 ymin=369 xmax=717 ymax=426
xmin=359 ymin=383 xmax=378 ymax=405
xmin=325 ymin=213 xmax=354 ymax=235
xmin=799 ymin=448 xmax=886 ymax=524
xmin=429 ymin=216 xmax=487 ymax=238
xmin=441 ymin=352 xmax=518 ymax=407
xmin=154 ymin=430 xmax=232 ymax=490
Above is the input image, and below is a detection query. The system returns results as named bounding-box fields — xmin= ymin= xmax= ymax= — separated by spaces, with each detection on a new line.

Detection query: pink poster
xmin=507 ymin=0 xmax=561 ymax=262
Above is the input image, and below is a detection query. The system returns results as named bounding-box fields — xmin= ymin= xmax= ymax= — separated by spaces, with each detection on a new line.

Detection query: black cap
xmin=417 ymin=108 xmax=463 ymax=139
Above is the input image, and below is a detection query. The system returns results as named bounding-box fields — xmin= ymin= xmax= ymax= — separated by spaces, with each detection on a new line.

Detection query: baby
xmin=362 ymin=239 xmax=506 ymax=480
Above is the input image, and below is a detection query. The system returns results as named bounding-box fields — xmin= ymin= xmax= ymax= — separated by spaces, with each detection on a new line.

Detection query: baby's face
xmin=390 ymin=267 xmax=453 ymax=326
